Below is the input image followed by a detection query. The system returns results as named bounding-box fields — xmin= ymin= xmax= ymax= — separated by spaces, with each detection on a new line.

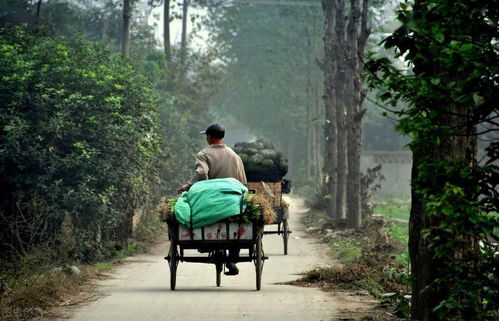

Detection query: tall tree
xmin=122 ymin=0 xmax=131 ymax=57
xmin=345 ymin=0 xmax=369 ymax=228
xmin=306 ymin=23 xmax=313 ymax=178
xmin=163 ymin=0 xmax=171 ymax=64
xmin=366 ymin=0 xmax=498 ymax=319
xmin=321 ymin=0 xmax=370 ymax=226
xmin=321 ymin=0 xmax=339 ymax=219
xmin=36 ymin=0 xmax=42 ymax=17
xmin=179 ymin=0 xmax=189 ymax=70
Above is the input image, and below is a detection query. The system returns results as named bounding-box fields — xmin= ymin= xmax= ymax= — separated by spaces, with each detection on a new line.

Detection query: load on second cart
xmin=232 ymin=138 xmax=292 ymax=255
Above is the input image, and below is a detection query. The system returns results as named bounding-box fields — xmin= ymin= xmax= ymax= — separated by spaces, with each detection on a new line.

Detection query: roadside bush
xmin=0 ymin=27 xmax=159 ymax=263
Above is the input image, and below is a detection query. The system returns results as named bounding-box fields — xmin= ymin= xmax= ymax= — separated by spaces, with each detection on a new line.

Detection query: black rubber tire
xmin=255 ymin=235 xmax=263 ymax=291
xmin=283 ymin=219 xmax=289 ymax=255
xmin=168 ymin=243 xmax=177 ymax=290
xmin=216 ymin=263 xmax=222 ymax=287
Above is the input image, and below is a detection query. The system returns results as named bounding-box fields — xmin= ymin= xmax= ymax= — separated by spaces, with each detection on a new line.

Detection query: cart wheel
xmin=254 ymin=235 xmax=263 ymax=291
xmin=168 ymin=242 xmax=178 ymax=290
xmin=283 ymin=219 xmax=289 ymax=255
xmin=216 ymin=263 xmax=223 ymax=287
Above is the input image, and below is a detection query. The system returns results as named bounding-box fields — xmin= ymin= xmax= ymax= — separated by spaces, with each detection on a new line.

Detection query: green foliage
xmin=242 ymin=194 xmax=270 ymax=222
xmin=167 ymin=198 xmax=177 ymax=216
xmin=386 ymin=223 xmax=408 ymax=244
xmin=385 ymin=223 xmax=409 ymax=265
xmin=374 ymin=203 xmax=410 ymax=221
xmin=0 ymin=27 xmax=159 ymax=263
xmin=329 ymin=239 xmax=363 ymax=264
xmin=423 ymin=183 xmax=498 ymax=320
xmin=352 ymin=278 xmax=386 ymax=298
xmin=155 ymin=93 xmax=209 ymax=194
xmin=0 ymin=0 xmax=222 ymax=267
xmin=372 ymin=200 xmax=410 ymax=265
xmin=0 ymin=0 xmax=31 ymax=15
xmin=93 ymin=262 xmax=113 ymax=272
xmin=365 ymin=0 xmax=499 ymax=319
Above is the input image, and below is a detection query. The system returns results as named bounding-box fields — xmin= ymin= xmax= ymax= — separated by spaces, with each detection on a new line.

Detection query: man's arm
xmin=178 ymin=151 xmax=209 ymax=192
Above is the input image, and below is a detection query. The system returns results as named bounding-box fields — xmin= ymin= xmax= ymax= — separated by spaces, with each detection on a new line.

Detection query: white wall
xmin=361 ymin=151 xmax=412 ymax=197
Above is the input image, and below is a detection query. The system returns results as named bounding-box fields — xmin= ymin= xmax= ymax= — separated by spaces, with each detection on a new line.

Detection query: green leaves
xmin=433 ymin=28 xmax=445 ymax=43
xmin=0 ymin=27 xmax=160 ymax=263
xmin=472 ymin=93 xmax=484 ymax=106
xmin=364 ymin=0 xmax=499 ymax=319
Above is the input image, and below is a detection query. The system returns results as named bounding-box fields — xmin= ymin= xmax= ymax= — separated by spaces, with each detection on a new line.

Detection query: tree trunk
xmin=334 ymin=0 xmax=347 ymax=220
xmin=321 ymin=0 xmax=338 ymax=218
xmin=122 ymin=0 xmax=131 ymax=58
xmin=312 ymin=14 xmax=322 ymax=182
xmin=408 ymin=150 xmax=430 ymax=320
xmin=408 ymin=2 xmax=478 ymax=317
xmin=180 ymin=0 xmax=189 ymax=70
xmin=409 ymin=28 xmax=477 ymax=319
xmin=346 ymin=113 xmax=362 ymax=228
xmin=36 ymin=0 xmax=42 ymax=17
xmin=314 ymin=68 xmax=322 ymax=180
xmin=306 ymin=24 xmax=313 ymax=178
xmin=163 ymin=0 xmax=171 ymax=64
xmin=335 ymin=100 xmax=347 ymax=220
xmin=410 ymin=111 xmax=476 ymax=320
xmin=312 ymin=78 xmax=319 ymax=180
xmin=346 ymin=0 xmax=364 ymax=229
xmin=306 ymin=101 xmax=312 ymax=178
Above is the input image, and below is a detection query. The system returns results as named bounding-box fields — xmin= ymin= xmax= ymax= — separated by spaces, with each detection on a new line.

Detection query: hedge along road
xmin=56 ymin=198 xmax=338 ymax=321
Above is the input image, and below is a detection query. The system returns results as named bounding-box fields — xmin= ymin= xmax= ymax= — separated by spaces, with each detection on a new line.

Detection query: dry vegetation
xmin=295 ymin=205 xmax=411 ymax=319
xmin=0 ymin=265 xmax=93 ymax=321
xmin=0 ymin=217 xmax=163 ymax=321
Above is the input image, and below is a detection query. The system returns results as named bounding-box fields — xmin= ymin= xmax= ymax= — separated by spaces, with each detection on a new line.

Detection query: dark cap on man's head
xmin=200 ymin=123 xmax=225 ymax=139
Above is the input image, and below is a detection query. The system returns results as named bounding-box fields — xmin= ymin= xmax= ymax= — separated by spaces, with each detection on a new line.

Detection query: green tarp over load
xmin=233 ymin=138 xmax=288 ymax=182
xmin=158 ymin=179 xmax=277 ymax=227
xmin=174 ymin=178 xmax=247 ymax=228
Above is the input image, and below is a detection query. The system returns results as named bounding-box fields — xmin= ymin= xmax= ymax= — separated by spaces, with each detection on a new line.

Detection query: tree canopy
xmin=366 ymin=0 xmax=498 ymax=319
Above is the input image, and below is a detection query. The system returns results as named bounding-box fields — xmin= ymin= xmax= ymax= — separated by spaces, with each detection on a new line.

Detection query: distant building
xmin=361 ymin=150 xmax=412 ymax=197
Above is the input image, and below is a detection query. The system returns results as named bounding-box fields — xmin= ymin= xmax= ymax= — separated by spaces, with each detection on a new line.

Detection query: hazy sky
xmin=149 ymin=3 xmax=210 ymax=50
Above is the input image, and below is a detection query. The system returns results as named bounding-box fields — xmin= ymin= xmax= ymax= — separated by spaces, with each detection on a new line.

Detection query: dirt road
xmin=57 ymin=198 xmax=339 ymax=321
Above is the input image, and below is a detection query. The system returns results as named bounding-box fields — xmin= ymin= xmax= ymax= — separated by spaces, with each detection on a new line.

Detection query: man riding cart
xmin=161 ymin=124 xmax=286 ymax=290
xmin=176 ymin=124 xmax=247 ymax=275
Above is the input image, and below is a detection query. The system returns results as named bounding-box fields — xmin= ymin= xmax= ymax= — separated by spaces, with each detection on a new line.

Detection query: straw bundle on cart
xmin=158 ymin=193 xmax=275 ymax=225
xmin=157 ymin=197 xmax=177 ymax=224
xmin=244 ymin=193 xmax=276 ymax=224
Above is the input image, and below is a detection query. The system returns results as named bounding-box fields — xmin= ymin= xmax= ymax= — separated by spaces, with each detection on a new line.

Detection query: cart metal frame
xmin=165 ymin=217 xmax=267 ymax=291
xmin=263 ymin=205 xmax=292 ymax=255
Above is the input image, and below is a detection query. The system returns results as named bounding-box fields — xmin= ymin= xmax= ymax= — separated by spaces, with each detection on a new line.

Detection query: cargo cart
xmin=165 ymin=216 xmax=267 ymax=291
xmin=247 ymin=181 xmax=292 ymax=255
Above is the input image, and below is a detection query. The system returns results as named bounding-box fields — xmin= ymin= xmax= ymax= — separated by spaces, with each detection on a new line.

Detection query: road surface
xmin=57 ymin=198 xmax=339 ymax=321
